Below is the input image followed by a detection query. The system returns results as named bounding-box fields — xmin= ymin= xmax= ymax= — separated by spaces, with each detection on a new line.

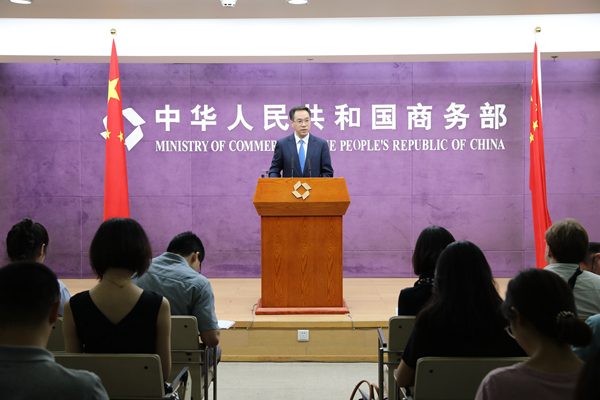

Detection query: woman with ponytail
xmin=476 ymin=268 xmax=593 ymax=400
xmin=6 ymin=218 xmax=71 ymax=316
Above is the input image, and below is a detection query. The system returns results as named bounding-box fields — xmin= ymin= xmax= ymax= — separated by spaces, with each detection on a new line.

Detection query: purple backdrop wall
xmin=1 ymin=60 xmax=599 ymax=279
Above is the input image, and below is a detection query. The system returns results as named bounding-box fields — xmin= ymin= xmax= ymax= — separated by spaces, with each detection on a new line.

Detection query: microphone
xmin=307 ymin=158 xmax=312 ymax=178
xmin=291 ymin=155 xmax=295 ymax=178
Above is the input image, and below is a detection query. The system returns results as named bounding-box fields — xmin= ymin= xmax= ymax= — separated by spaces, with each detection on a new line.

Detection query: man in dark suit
xmin=268 ymin=106 xmax=334 ymax=178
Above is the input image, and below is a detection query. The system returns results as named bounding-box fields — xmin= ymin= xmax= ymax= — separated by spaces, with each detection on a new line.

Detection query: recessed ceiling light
xmin=287 ymin=0 xmax=308 ymax=4
xmin=220 ymin=0 xmax=236 ymax=6
xmin=9 ymin=0 xmax=33 ymax=4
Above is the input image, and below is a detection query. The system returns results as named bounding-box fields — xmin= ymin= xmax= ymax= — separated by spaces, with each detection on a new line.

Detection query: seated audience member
xmin=475 ymin=268 xmax=592 ymax=400
xmin=134 ymin=231 xmax=221 ymax=366
xmin=544 ymin=218 xmax=600 ymax=316
xmin=62 ymin=218 xmax=172 ymax=379
xmin=6 ymin=218 xmax=71 ymax=316
xmin=574 ymin=348 xmax=600 ymax=400
xmin=580 ymin=242 xmax=600 ymax=274
xmin=573 ymin=313 xmax=600 ymax=360
xmin=398 ymin=226 xmax=455 ymax=315
xmin=394 ymin=241 xmax=525 ymax=387
xmin=0 ymin=262 xmax=109 ymax=400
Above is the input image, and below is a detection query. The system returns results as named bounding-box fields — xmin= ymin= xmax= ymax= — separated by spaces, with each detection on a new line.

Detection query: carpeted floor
xmin=211 ymin=362 xmax=379 ymax=400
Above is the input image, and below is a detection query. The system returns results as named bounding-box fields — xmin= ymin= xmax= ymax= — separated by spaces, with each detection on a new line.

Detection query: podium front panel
xmin=261 ymin=216 xmax=343 ymax=308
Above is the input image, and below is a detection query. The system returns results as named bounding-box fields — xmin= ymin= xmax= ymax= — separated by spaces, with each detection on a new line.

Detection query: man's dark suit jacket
xmin=268 ymin=133 xmax=334 ymax=178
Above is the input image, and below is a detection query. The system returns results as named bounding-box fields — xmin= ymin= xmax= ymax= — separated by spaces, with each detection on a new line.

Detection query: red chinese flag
xmin=103 ymin=39 xmax=130 ymax=220
xmin=529 ymin=43 xmax=552 ymax=269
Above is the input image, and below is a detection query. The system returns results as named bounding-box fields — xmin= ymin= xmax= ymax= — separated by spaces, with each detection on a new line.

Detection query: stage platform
xmin=62 ymin=277 xmax=510 ymax=362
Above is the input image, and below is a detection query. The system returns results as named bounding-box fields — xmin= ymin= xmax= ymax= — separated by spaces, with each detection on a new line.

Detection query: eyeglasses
xmin=505 ymin=325 xmax=515 ymax=339
xmin=293 ymin=119 xmax=311 ymax=125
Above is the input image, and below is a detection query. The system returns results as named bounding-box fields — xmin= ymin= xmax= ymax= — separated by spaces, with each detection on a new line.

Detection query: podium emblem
xmin=292 ymin=181 xmax=312 ymax=200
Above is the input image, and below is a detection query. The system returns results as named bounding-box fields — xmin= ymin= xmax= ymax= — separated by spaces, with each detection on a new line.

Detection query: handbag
xmin=350 ymin=379 xmax=380 ymax=400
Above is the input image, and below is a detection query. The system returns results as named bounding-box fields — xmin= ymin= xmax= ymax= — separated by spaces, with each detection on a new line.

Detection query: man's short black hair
xmin=167 ymin=231 xmax=205 ymax=262
xmin=289 ymin=106 xmax=311 ymax=121
xmin=0 ymin=262 xmax=59 ymax=328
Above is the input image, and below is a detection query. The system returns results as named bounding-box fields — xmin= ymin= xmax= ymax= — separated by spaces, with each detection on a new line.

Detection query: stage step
xmin=220 ymin=320 xmax=388 ymax=362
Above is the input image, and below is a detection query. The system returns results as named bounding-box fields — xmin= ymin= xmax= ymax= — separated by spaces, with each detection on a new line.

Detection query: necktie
xmin=299 ymin=139 xmax=305 ymax=174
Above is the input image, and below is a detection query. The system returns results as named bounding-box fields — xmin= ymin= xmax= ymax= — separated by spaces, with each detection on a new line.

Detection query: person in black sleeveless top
xmin=62 ymin=218 xmax=172 ymax=379
xmin=397 ymin=226 xmax=455 ymax=315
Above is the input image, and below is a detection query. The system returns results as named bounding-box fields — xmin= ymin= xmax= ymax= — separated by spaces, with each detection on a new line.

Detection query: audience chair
xmin=397 ymin=357 xmax=528 ymax=400
xmin=54 ymin=353 xmax=189 ymax=400
xmin=47 ymin=317 xmax=64 ymax=352
xmin=377 ymin=316 xmax=416 ymax=400
xmin=170 ymin=316 xmax=217 ymax=400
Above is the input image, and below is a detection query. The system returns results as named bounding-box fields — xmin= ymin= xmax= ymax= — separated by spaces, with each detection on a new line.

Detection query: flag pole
xmin=103 ymin=29 xmax=130 ymax=220
xmin=529 ymin=27 xmax=552 ymax=269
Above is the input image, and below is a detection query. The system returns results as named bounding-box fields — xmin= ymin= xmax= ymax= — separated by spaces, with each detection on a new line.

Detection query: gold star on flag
xmin=530 ymin=132 xmax=534 ymax=143
xmin=106 ymin=130 xmax=111 ymax=139
xmin=118 ymin=132 xmax=124 ymax=142
xmin=533 ymin=120 xmax=538 ymax=131
xmin=107 ymin=78 xmax=120 ymax=103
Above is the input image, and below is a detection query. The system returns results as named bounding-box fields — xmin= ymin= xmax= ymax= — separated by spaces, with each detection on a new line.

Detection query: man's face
xmin=583 ymin=253 xmax=600 ymax=275
xmin=291 ymin=110 xmax=311 ymax=138
xmin=192 ymin=254 xmax=202 ymax=273
xmin=187 ymin=252 xmax=202 ymax=273
xmin=544 ymin=243 xmax=551 ymax=265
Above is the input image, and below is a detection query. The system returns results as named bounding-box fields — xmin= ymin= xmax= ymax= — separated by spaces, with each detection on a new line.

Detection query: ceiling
xmin=1 ymin=0 xmax=600 ymax=63
xmin=2 ymin=0 xmax=599 ymax=20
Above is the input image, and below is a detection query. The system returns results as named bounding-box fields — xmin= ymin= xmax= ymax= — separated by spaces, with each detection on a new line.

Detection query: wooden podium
xmin=253 ymin=178 xmax=351 ymax=314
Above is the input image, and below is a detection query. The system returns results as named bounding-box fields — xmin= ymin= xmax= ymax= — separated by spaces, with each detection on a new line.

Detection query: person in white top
xmin=543 ymin=218 xmax=600 ymax=316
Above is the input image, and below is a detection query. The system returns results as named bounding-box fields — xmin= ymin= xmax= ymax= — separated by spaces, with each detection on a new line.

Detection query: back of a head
xmin=502 ymin=268 xmax=592 ymax=347
xmin=412 ymin=226 xmax=455 ymax=276
xmin=167 ymin=231 xmax=205 ymax=262
xmin=0 ymin=262 xmax=59 ymax=329
xmin=422 ymin=241 xmax=503 ymax=332
xmin=545 ymin=218 xmax=588 ymax=263
xmin=89 ymin=218 xmax=152 ymax=279
xmin=6 ymin=218 xmax=49 ymax=262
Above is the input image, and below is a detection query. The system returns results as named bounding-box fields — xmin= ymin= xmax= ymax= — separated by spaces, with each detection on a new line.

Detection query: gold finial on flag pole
xmin=110 ymin=29 xmax=117 ymax=36
xmin=535 ymin=27 xmax=541 ymax=33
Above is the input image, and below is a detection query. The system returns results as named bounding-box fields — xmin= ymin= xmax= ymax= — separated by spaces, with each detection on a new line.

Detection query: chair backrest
xmin=413 ymin=357 xmax=528 ymax=400
xmin=47 ymin=317 xmax=64 ymax=352
xmin=385 ymin=316 xmax=416 ymax=400
xmin=54 ymin=353 xmax=166 ymax=398
xmin=171 ymin=315 xmax=201 ymax=351
xmin=170 ymin=315 xmax=214 ymax=400
xmin=388 ymin=316 xmax=416 ymax=353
